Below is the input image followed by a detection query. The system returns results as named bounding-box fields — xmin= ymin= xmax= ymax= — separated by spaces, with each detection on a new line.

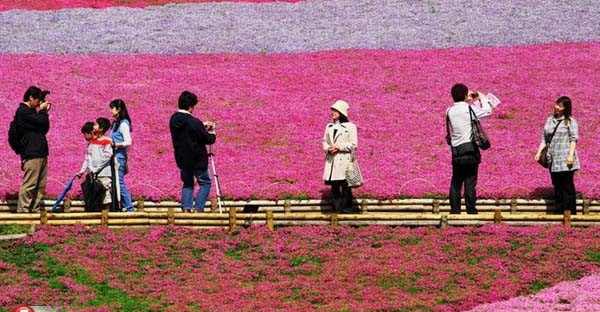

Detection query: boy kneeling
xmin=78 ymin=118 xmax=118 ymax=211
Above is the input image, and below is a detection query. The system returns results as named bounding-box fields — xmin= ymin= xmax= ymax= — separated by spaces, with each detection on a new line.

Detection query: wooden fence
xmin=1 ymin=198 xmax=599 ymax=228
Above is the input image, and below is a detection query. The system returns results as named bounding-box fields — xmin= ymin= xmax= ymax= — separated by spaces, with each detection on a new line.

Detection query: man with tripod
xmin=169 ymin=91 xmax=216 ymax=212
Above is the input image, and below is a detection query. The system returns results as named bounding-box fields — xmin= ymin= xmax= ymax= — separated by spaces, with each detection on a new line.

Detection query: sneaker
xmin=466 ymin=209 xmax=479 ymax=215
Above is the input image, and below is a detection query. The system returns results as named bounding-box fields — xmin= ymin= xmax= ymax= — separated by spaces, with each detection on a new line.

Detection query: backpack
xmin=8 ymin=115 xmax=24 ymax=155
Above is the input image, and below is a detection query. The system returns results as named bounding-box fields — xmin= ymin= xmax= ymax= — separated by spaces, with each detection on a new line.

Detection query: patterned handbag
xmin=345 ymin=151 xmax=363 ymax=188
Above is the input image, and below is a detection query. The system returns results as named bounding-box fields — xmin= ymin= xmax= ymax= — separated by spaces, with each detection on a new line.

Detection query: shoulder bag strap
xmin=546 ymin=119 xmax=563 ymax=144
xmin=445 ymin=112 xmax=452 ymax=146
xmin=93 ymin=160 xmax=112 ymax=176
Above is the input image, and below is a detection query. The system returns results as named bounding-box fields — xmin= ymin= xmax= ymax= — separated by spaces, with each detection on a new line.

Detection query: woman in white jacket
xmin=322 ymin=100 xmax=358 ymax=213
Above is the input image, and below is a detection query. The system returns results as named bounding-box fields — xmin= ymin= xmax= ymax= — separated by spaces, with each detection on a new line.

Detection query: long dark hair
xmin=556 ymin=96 xmax=572 ymax=123
xmin=332 ymin=109 xmax=350 ymax=123
xmin=109 ymin=99 xmax=132 ymax=131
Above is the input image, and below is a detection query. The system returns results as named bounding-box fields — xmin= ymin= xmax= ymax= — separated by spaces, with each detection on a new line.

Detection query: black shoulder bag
xmin=468 ymin=106 xmax=491 ymax=150
xmin=538 ymin=120 xmax=562 ymax=168
xmin=446 ymin=112 xmax=480 ymax=166
xmin=81 ymin=161 xmax=111 ymax=212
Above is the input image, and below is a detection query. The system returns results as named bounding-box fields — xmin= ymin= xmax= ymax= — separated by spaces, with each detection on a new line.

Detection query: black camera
xmin=40 ymin=90 xmax=50 ymax=102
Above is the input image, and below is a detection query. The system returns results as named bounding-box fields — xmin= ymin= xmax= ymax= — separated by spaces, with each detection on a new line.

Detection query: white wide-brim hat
xmin=331 ymin=100 xmax=349 ymax=117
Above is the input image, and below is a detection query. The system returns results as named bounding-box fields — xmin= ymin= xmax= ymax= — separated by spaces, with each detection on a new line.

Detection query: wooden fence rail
xmin=1 ymin=198 xmax=599 ymax=229
xmin=1 ymin=198 xmax=599 ymax=214
xmin=0 ymin=209 xmax=598 ymax=229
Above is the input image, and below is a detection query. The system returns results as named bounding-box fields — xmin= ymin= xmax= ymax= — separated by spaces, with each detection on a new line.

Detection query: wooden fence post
xmin=510 ymin=199 xmax=517 ymax=214
xmin=266 ymin=210 xmax=274 ymax=231
xmin=229 ymin=207 xmax=237 ymax=232
xmin=331 ymin=214 xmax=338 ymax=227
xmin=432 ymin=199 xmax=440 ymax=214
xmin=211 ymin=199 xmax=217 ymax=212
xmin=360 ymin=200 xmax=368 ymax=214
xmin=440 ymin=215 xmax=448 ymax=229
xmin=101 ymin=209 xmax=108 ymax=226
xmin=494 ymin=209 xmax=502 ymax=224
xmin=63 ymin=198 xmax=71 ymax=212
xmin=136 ymin=200 xmax=145 ymax=212
xmin=168 ymin=207 xmax=175 ymax=225
xmin=284 ymin=200 xmax=291 ymax=214
xmin=40 ymin=209 xmax=48 ymax=225
xmin=563 ymin=210 xmax=571 ymax=227
xmin=583 ymin=199 xmax=590 ymax=215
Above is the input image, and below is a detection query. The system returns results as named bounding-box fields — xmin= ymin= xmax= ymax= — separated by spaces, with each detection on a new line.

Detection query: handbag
xmin=468 ymin=106 xmax=491 ymax=150
xmin=538 ymin=120 xmax=562 ymax=168
xmin=345 ymin=151 xmax=363 ymax=188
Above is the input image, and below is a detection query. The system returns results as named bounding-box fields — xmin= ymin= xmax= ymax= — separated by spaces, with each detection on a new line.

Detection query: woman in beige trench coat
xmin=322 ymin=100 xmax=358 ymax=213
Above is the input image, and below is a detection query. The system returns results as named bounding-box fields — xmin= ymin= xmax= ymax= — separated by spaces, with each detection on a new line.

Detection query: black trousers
xmin=449 ymin=163 xmax=479 ymax=213
xmin=551 ymin=171 xmax=577 ymax=214
xmin=329 ymin=180 xmax=355 ymax=213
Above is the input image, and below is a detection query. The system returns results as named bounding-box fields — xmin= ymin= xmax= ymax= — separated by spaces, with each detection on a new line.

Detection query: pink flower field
xmin=1 ymin=224 xmax=600 ymax=311
xmin=1 ymin=42 xmax=599 ymax=201
xmin=469 ymin=274 xmax=600 ymax=312
xmin=0 ymin=0 xmax=300 ymax=11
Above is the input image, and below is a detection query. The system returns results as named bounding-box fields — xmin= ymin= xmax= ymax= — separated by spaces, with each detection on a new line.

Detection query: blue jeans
xmin=116 ymin=153 xmax=133 ymax=211
xmin=181 ymin=168 xmax=211 ymax=211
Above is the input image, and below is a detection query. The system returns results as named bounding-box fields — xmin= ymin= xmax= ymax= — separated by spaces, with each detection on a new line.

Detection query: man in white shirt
xmin=446 ymin=83 xmax=495 ymax=214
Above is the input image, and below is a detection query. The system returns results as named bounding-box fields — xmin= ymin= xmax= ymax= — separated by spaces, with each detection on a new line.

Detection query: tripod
xmin=208 ymin=145 xmax=223 ymax=213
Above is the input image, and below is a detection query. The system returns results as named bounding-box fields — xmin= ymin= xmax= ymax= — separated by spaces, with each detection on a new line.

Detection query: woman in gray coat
xmin=535 ymin=96 xmax=580 ymax=214
xmin=322 ymin=100 xmax=358 ymax=213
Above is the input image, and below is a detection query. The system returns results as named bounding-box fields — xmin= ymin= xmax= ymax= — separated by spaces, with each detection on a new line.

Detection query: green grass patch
xmin=529 ymin=280 xmax=549 ymax=293
xmin=0 ymin=224 xmax=31 ymax=235
xmin=0 ymin=243 xmax=49 ymax=268
xmin=191 ymin=247 xmax=206 ymax=260
xmin=400 ymin=236 xmax=422 ymax=246
xmin=225 ymin=242 xmax=250 ymax=260
xmin=290 ymin=255 xmax=322 ymax=267
xmin=442 ymin=244 xmax=454 ymax=254
xmin=71 ymin=266 xmax=154 ymax=311
xmin=285 ymin=287 xmax=304 ymax=302
xmin=467 ymin=256 xmax=484 ymax=266
xmin=585 ymin=249 xmax=600 ymax=264
xmin=1 ymin=245 xmax=154 ymax=311
xmin=377 ymin=273 xmax=423 ymax=294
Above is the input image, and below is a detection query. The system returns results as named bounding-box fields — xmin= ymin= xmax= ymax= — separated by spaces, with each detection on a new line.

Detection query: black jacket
xmin=15 ymin=103 xmax=50 ymax=160
xmin=169 ymin=111 xmax=216 ymax=171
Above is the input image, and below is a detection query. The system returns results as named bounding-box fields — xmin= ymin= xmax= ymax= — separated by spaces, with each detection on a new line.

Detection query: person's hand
xmin=204 ymin=121 xmax=215 ymax=130
xmin=467 ymin=91 xmax=480 ymax=103
xmin=534 ymin=152 xmax=541 ymax=162
xmin=76 ymin=172 xmax=84 ymax=179
xmin=328 ymin=147 xmax=339 ymax=155
xmin=40 ymin=102 xmax=52 ymax=112
xmin=566 ymin=155 xmax=575 ymax=167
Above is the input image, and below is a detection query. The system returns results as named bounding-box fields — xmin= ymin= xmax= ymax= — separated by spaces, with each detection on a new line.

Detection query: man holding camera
xmin=446 ymin=83 xmax=496 ymax=214
xmin=169 ymin=91 xmax=216 ymax=212
xmin=14 ymin=86 xmax=52 ymax=213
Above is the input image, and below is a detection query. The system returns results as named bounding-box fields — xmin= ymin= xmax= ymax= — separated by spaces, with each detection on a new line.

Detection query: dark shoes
xmin=449 ymin=209 xmax=479 ymax=214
